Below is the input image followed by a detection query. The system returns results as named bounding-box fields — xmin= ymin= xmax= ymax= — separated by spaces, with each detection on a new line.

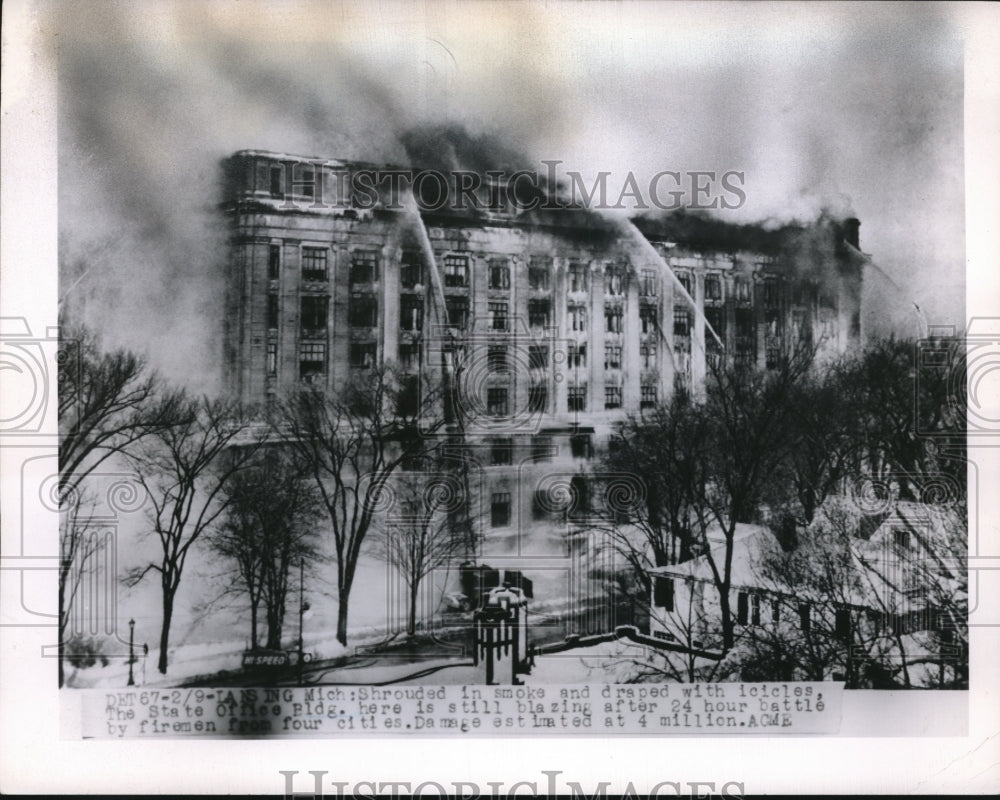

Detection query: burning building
xmin=219 ymin=148 xmax=865 ymax=628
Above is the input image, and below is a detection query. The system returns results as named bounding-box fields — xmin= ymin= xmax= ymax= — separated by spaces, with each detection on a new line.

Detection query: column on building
xmin=553 ymin=256 xmax=568 ymax=417
xmin=622 ymin=261 xmax=641 ymax=411
xmin=382 ymin=240 xmax=400 ymax=366
xmin=691 ymin=268 xmax=707 ymax=390
xmin=658 ymin=251 xmax=676 ymax=405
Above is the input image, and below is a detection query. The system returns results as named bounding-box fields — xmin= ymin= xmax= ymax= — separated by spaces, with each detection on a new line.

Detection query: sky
xmin=53 ymin=0 xmax=967 ymax=391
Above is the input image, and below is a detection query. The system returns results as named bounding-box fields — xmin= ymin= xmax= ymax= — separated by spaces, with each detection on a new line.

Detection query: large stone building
xmin=219 ymin=149 xmax=865 ymax=627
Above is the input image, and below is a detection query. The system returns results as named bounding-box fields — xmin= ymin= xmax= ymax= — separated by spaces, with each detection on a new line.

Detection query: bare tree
xmin=598 ymin=384 xmax=710 ymax=603
xmin=371 ymin=470 xmax=466 ymax=637
xmin=273 ymin=365 xmax=444 ymax=646
xmin=691 ymin=341 xmax=817 ymax=650
xmin=600 ymin=343 xmax=815 ymax=653
xmin=58 ymin=483 xmax=106 ymax=676
xmin=209 ymin=447 xmax=324 ymax=650
xmin=735 ymin=500 xmax=894 ymax=686
xmin=124 ymin=396 xmax=259 ymax=673
xmin=57 ymin=318 xmax=189 ymax=685
xmin=58 ymin=318 xmax=189 ymax=498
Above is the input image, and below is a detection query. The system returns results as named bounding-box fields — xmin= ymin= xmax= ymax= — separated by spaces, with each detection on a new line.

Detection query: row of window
xmin=272 ymin=336 xmax=658 ymax=391
xmin=651 ymin=578 xmax=853 ymax=639
xmin=267 ymin=245 xmax=782 ymax=311
xmin=267 ymin=339 xmax=380 ymax=381
xmin=489 ymin=477 xmax=600 ymax=528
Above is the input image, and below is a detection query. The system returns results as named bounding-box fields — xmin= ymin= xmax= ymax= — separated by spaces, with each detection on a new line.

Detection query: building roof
xmin=647 ymin=500 xmax=962 ymax=613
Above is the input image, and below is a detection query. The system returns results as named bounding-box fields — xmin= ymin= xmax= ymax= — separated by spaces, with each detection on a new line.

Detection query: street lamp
xmin=297 ymin=559 xmax=310 ymax=686
xmin=127 ymin=618 xmax=136 ymax=687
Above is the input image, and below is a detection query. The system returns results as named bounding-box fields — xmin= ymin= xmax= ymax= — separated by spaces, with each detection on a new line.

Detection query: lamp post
xmin=297 ymin=559 xmax=310 ymax=686
xmin=127 ymin=618 xmax=136 ymax=687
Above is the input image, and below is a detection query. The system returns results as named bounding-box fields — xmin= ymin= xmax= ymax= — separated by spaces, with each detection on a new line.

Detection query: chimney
xmin=843 ymin=217 xmax=860 ymax=250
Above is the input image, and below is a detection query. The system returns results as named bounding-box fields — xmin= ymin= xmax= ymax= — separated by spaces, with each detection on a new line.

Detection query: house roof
xmin=647 ymin=501 xmax=962 ymax=613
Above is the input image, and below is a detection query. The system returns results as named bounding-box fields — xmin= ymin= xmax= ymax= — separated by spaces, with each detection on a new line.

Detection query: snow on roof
xmin=649 ymin=523 xmax=773 ymax=587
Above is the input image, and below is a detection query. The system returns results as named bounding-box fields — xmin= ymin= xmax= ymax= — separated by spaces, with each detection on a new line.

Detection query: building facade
xmin=220 ymin=149 xmax=865 ymax=624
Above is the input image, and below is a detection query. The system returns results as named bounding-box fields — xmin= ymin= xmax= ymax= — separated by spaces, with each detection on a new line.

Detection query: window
xmin=704 ymin=274 xmax=722 ymax=302
xmin=299 ymin=342 xmax=326 ymax=380
xmin=641 ymin=384 xmax=657 ymax=409
xmin=488 ymin=345 xmax=508 ymax=373
xmin=302 ymin=247 xmax=328 ymax=282
xmin=532 ymin=435 xmax=553 ymax=462
xmin=528 ymin=382 xmax=548 ymax=413
xmin=641 ymin=343 xmax=657 ymax=369
xmin=444 ymin=254 xmax=468 ymax=287
xmin=735 ymin=308 xmax=755 ymax=339
xmin=268 ymin=244 xmax=281 ymax=280
xmin=737 ymin=592 xmax=749 ymax=625
xmin=735 ymin=277 xmax=752 ymax=303
xmin=488 ymin=302 xmax=508 ymax=331
xmin=835 ymin=608 xmax=851 ymax=640
xmin=491 ymin=439 xmax=512 ymax=466
xmin=569 ymin=475 xmax=590 ymax=518
xmin=640 ymin=269 xmax=657 ymax=298
xmin=604 ymin=385 xmax=622 ymax=409
xmin=735 ymin=309 xmax=755 ymax=368
xmin=568 ymin=262 xmax=587 ymax=293
xmin=266 ymin=341 xmax=277 ymax=376
xmin=706 ymin=307 xmax=726 ymax=346
xmin=570 ymin=432 xmax=592 ymax=459
xmin=491 ymin=492 xmax=511 ymax=528
xmin=772 ymin=599 xmax=781 ymax=624
xmin=893 ymin=528 xmax=911 ymax=550
xmin=348 ymin=294 xmax=377 ymax=328
xmin=605 ymin=267 xmax=625 ymax=296
xmin=568 ymin=342 xmax=586 ymax=369
xmin=300 ymin=296 xmax=328 ymax=334
xmin=605 ymin=345 xmax=622 ymax=371
xmin=605 ymin=305 xmax=623 ymax=333
xmin=799 ymin=602 xmax=811 ymax=634
xmin=568 ymin=304 xmax=588 ymax=331
xmin=640 ymin=305 xmax=657 ymax=335
xmin=349 ymin=342 xmax=377 ymax=369
xmin=269 ymin=165 xmax=283 ymax=197
xmin=299 ymin=166 xmax=315 ymax=199
xmin=446 ymin=296 xmax=468 ymax=329
xmin=267 ymin=294 xmax=279 ymax=329
xmin=488 ymin=259 xmax=510 ymax=290
xmin=528 ymin=298 xmax=551 ymax=328
xmin=791 ymin=308 xmax=808 ymax=341
xmin=529 ymin=264 xmax=550 ymax=290
xmin=529 ymin=344 xmax=548 ymax=369
xmin=766 ymin=342 xmax=782 ymax=370
xmin=487 ymin=387 xmax=508 ymax=417
xmin=673 ymin=305 xmax=691 ymax=336
xmin=751 ymin=594 xmax=761 ymax=626
xmin=654 ymin=577 xmax=674 ymax=612
xmin=568 ymin=384 xmax=586 ymax=412
xmin=350 ymin=251 xmax=378 ymax=285
xmin=399 ymin=342 xmax=418 ymax=371
xmin=677 ymin=273 xmax=692 ymax=297
xmin=400 ymin=295 xmax=423 ymax=332
xmin=396 ymin=374 xmax=419 ymax=416
xmin=764 ymin=278 xmax=781 ymax=309
xmin=400 ymin=251 xmax=422 ymax=289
